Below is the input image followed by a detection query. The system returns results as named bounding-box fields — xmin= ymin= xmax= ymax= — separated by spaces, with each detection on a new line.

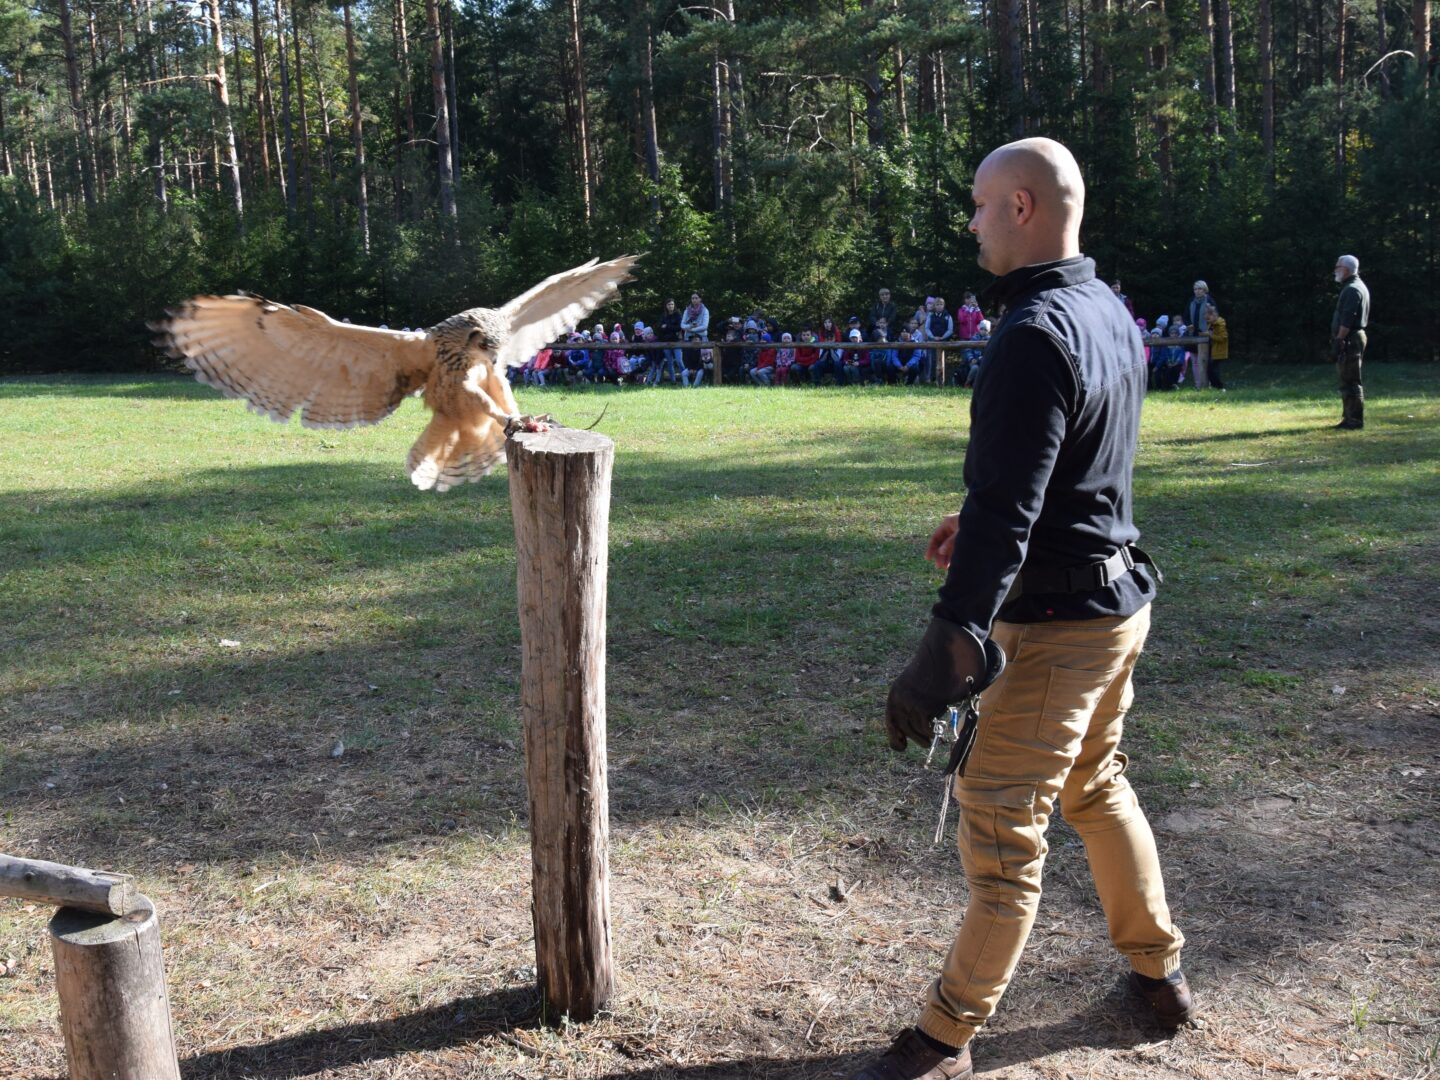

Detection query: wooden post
xmin=507 ymin=426 xmax=614 ymax=1024
xmin=49 ymin=895 xmax=180 ymax=1080
xmin=1194 ymin=336 xmax=1211 ymax=389
xmin=1 ymin=853 xmax=137 ymax=916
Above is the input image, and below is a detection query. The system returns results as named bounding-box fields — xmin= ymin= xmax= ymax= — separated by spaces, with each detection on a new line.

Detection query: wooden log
xmin=0 ymin=853 xmax=137 ymax=916
xmin=507 ymin=426 xmax=614 ymax=1024
xmin=49 ymin=895 xmax=181 ymax=1080
xmin=1194 ymin=335 xmax=1212 ymax=389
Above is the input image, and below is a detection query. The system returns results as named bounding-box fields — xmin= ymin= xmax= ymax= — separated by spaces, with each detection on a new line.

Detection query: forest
xmin=0 ymin=0 xmax=1435 ymax=371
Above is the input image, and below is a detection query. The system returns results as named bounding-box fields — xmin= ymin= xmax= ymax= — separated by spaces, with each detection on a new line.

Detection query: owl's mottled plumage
xmin=153 ymin=255 xmax=638 ymax=491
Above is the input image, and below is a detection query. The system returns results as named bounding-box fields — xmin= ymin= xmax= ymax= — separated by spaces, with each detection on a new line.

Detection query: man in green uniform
xmin=1331 ymin=254 xmax=1370 ymax=430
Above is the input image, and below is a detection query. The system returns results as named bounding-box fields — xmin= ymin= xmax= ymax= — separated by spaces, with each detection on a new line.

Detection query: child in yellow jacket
xmin=1205 ymin=302 xmax=1228 ymax=390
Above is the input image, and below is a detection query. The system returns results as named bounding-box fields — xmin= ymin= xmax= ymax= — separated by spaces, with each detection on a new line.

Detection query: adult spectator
xmin=1331 ymin=254 xmax=1369 ymax=429
xmin=849 ymin=137 xmax=1188 ymax=1080
xmin=657 ymin=298 xmax=685 ymax=384
xmin=1187 ymin=280 xmax=1211 ymax=333
xmin=680 ymin=292 xmax=709 ymax=343
xmin=925 ymin=296 xmax=956 ymax=383
xmin=869 ymin=287 xmax=899 ymax=337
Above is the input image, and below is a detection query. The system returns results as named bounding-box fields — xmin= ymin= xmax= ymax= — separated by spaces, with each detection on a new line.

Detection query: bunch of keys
xmin=929 ymin=700 xmax=981 ymax=845
xmin=925 ymin=705 xmax=960 ymax=767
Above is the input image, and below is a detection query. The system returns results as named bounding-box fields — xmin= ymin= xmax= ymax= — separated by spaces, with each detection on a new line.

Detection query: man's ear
xmin=1014 ymin=188 xmax=1036 ymax=225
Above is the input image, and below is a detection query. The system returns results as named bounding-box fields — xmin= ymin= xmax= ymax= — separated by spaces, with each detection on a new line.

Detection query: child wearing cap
xmin=954 ymin=319 xmax=990 ymax=387
xmin=844 ymin=327 xmax=867 ymax=384
xmin=773 ymin=332 xmax=796 ymax=386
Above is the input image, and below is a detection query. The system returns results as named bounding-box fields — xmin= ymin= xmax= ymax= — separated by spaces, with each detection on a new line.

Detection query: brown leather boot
xmin=846 ymin=1029 xmax=973 ymax=1080
xmin=1128 ymin=970 xmax=1194 ymax=1029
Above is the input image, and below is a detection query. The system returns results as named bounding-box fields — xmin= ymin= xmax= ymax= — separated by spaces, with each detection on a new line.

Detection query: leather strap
xmin=1014 ymin=544 xmax=1162 ymax=596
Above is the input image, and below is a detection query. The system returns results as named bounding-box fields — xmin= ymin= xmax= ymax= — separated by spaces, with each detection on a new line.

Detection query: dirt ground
xmin=2 ymin=665 xmax=1436 ymax=1079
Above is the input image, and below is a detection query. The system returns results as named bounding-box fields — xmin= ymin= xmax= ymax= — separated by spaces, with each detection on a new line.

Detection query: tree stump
xmin=507 ymin=426 xmax=614 ymax=1024
xmin=48 ymin=895 xmax=181 ymax=1080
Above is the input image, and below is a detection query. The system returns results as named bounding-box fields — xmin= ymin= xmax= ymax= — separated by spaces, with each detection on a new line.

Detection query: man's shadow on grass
xmin=179 ymin=975 xmax=1168 ymax=1078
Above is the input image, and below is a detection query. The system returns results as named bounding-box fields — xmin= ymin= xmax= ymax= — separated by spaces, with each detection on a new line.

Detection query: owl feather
xmin=152 ymin=255 xmax=639 ymax=492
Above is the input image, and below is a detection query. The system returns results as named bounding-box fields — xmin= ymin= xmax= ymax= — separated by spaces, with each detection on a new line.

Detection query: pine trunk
xmin=1198 ymin=0 xmax=1218 ymax=134
xmin=208 ymin=0 xmax=245 ymax=222
xmin=995 ymin=0 xmax=1024 ymax=136
xmin=274 ymin=0 xmax=298 ymax=214
xmin=711 ymin=49 xmax=727 ymax=213
xmin=56 ymin=0 xmax=96 ymax=206
xmin=250 ymin=0 xmax=273 ymax=187
xmin=425 ymin=0 xmax=456 ymax=221
xmin=1414 ymin=0 xmax=1430 ymax=86
xmin=567 ymin=0 xmax=592 ymax=222
xmin=1335 ymin=0 xmax=1346 ymax=175
xmin=342 ymin=0 xmax=369 ymax=250
xmin=1215 ymin=0 xmax=1236 ymax=111
xmin=1261 ymin=0 xmax=1275 ymax=171
xmin=445 ymin=0 xmax=460 ymax=188
xmin=292 ymin=0 xmax=314 ymax=215
xmin=637 ymin=7 xmax=660 ymax=196
xmin=140 ymin=0 xmax=166 ymax=206
xmin=892 ymin=0 xmax=908 ymax=141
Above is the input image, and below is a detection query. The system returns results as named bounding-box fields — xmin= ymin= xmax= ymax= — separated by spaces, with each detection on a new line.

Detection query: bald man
xmin=853 ymin=139 xmax=1190 ymax=1080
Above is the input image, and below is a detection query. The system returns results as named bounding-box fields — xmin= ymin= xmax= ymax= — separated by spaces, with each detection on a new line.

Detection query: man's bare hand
xmin=925 ymin=513 xmax=961 ymax=571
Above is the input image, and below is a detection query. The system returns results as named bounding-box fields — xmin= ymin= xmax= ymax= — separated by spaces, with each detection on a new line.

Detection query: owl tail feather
xmin=406 ymin=414 xmax=506 ymax=493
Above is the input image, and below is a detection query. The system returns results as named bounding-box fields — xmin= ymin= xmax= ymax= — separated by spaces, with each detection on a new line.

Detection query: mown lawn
xmin=1 ymin=365 xmax=1437 ymax=1079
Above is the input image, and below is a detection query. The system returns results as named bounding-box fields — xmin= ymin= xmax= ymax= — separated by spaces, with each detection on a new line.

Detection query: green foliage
xmin=0 ymin=0 xmax=1435 ymax=370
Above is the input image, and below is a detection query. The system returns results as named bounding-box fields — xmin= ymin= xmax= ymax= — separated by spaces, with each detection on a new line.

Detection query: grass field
xmin=1 ymin=365 xmax=1438 ymax=1079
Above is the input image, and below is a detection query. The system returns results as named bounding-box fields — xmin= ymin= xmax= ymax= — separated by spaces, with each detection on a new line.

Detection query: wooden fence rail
xmin=536 ymin=336 xmax=1215 ymax=386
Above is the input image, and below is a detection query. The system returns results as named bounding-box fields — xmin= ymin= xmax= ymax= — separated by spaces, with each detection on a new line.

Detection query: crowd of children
xmin=511 ymin=283 xmax=1226 ymax=392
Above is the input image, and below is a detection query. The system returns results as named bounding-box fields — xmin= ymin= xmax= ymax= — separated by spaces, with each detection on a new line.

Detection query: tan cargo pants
xmin=917 ymin=604 xmax=1184 ymax=1049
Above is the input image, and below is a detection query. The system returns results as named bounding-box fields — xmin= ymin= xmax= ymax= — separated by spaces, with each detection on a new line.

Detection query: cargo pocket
xmin=1037 ymin=666 xmax=1119 ymax=752
xmin=956 ymin=777 xmax=1040 ymax=882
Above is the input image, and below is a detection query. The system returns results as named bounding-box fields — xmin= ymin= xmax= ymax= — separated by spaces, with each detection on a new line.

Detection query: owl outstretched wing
xmin=153 ymin=295 xmax=436 ymax=429
xmin=493 ymin=255 xmax=640 ymax=370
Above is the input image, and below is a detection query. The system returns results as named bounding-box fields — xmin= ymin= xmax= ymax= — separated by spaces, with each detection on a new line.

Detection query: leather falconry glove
xmin=885 ymin=617 xmax=1006 ymax=752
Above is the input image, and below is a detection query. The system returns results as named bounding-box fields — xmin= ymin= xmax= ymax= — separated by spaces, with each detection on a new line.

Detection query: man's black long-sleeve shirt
xmin=933 ymin=256 xmax=1157 ymax=641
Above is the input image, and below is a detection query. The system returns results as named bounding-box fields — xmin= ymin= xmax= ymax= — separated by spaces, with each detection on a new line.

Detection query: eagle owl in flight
xmin=154 ymin=255 xmax=638 ymax=492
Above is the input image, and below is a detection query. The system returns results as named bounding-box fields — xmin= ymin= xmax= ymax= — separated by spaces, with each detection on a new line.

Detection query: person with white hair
xmin=1331 ymin=254 xmax=1369 ymax=429
xmin=1187 ymin=279 xmax=1211 ymax=335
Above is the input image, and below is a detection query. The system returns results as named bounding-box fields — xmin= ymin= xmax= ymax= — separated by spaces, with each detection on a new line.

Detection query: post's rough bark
xmin=49 ymin=895 xmax=180 ymax=1080
xmin=507 ymin=427 xmax=614 ymax=1024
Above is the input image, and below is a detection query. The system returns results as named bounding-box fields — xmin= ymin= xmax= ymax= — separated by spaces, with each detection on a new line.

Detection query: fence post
xmin=1194 ymin=336 xmax=1211 ymax=389
xmin=507 ymin=426 xmax=614 ymax=1024
xmin=49 ymin=895 xmax=181 ymax=1080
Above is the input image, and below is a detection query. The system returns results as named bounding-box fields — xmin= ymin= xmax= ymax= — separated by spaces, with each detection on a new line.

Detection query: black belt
xmin=1014 ymin=545 xmax=1162 ymax=596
